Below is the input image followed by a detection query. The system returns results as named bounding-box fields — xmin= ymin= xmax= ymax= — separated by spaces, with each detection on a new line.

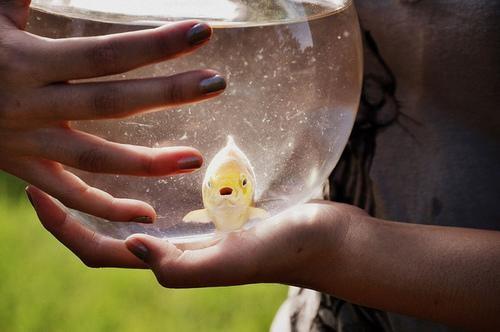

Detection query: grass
xmin=0 ymin=173 xmax=287 ymax=332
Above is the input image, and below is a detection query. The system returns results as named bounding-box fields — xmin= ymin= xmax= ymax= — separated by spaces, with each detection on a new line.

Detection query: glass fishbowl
xmin=28 ymin=0 xmax=362 ymax=246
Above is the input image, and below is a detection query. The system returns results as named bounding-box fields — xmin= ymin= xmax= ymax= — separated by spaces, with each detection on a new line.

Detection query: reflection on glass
xmin=27 ymin=0 xmax=362 ymax=246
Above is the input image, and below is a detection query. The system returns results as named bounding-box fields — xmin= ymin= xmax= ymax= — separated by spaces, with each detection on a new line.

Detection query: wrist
xmin=284 ymin=202 xmax=364 ymax=289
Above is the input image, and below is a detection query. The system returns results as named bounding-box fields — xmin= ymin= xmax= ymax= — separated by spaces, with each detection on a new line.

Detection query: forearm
xmin=312 ymin=216 xmax=500 ymax=330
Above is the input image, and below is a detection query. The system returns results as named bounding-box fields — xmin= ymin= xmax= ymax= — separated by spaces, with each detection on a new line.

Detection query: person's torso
xmin=272 ymin=1 xmax=500 ymax=331
xmin=357 ymin=0 xmax=500 ymax=230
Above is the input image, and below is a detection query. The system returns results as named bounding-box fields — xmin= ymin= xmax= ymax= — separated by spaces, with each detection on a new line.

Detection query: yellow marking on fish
xmin=183 ymin=136 xmax=269 ymax=231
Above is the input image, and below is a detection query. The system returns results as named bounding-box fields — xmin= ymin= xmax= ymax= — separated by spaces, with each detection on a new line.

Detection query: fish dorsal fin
xmin=226 ymin=135 xmax=236 ymax=147
xmin=223 ymin=135 xmax=251 ymax=169
xmin=203 ymin=135 xmax=256 ymax=188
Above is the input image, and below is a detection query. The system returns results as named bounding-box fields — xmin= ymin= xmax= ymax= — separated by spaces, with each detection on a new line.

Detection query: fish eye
xmin=241 ymin=175 xmax=247 ymax=187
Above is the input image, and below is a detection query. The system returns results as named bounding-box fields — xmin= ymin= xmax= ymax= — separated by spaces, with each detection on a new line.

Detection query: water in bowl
xmin=27 ymin=0 xmax=362 ymax=245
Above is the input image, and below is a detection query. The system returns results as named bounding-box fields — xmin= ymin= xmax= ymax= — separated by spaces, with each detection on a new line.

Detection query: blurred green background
xmin=0 ymin=173 xmax=287 ymax=332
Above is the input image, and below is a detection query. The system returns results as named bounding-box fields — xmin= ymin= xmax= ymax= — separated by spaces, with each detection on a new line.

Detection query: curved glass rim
xmin=30 ymin=0 xmax=351 ymax=27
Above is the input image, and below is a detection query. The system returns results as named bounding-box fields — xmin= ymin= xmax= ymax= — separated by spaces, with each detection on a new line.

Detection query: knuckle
xmin=0 ymin=30 xmax=46 ymax=84
xmin=87 ymin=40 xmax=120 ymax=75
xmin=0 ymin=30 xmax=11 ymax=64
xmin=91 ymin=88 xmax=120 ymax=117
xmin=155 ymin=270 xmax=175 ymax=288
xmin=81 ymin=257 xmax=102 ymax=269
xmin=0 ymin=35 xmax=26 ymax=82
xmin=146 ymin=30 xmax=169 ymax=56
xmin=81 ymin=232 xmax=104 ymax=268
xmin=78 ymin=147 xmax=108 ymax=172
xmin=139 ymin=153 xmax=154 ymax=175
xmin=156 ymin=276 xmax=170 ymax=288
xmin=41 ymin=157 xmax=63 ymax=172
xmin=163 ymin=80 xmax=186 ymax=104
xmin=37 ymin=136 xmax=62 ymax=162
xmin=149 ymin=29 xmax=181 ymax=59
xmin=153 ymin=258 xmax=180 ymax=288
xmin=0 ymin=93 xmax=24 ymax=124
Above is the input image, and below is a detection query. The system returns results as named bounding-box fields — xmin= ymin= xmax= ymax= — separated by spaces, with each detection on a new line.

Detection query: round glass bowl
xmin=28 ymin=0 xmax=362 ymax=245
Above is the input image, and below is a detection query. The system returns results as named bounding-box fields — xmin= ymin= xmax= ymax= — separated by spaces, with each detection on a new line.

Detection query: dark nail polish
xmin=25 ymin=188 xmax=34 ymax=206
xmin=126 ymin=239 xmax=150 ymax=262
xmin=187 ymin=23 xmax=212 ymax=46
xmin=131 ymin=216 xmax=153 ymax=224
xmin=177 ymin=156 xmax=203 ymax=170
xmin=200 ymin=75 xmax=227 ymax=95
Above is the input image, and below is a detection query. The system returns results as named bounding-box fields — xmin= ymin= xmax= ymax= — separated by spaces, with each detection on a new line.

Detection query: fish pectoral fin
xmin=183 ymin=209 xmax=212 ymax=223
xmin=248 ymin=207 xmax=270 ymax=220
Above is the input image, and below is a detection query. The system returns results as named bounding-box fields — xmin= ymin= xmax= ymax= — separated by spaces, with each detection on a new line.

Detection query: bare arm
xmin=309 ymin=214 xmax=500 ymax=331
xmin=27 ymin=187 xmax=500 ymax=330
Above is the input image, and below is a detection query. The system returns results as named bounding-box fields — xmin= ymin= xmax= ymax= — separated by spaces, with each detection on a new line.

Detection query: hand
xmin=0 ymin=1 xmax=226 ymax=222
xmin=26 ymin=185 xmax=500 ymax=330
xmin=26 ymin=185 xmax=361 ymax=287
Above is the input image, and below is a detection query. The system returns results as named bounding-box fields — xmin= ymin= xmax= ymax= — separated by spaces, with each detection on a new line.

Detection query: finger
xmin=125 ymin=233 xmax=262 ymax=288
xmin=20 ymin=127 xmax=203 ymax=175
xmin=36 ymin=70 xmax=226 ymax=121
xmin=0 ymin=0 xmax=31 ymax=29
xmin=26 ymin=185 xmax=147 ymax=269
xmin=10 ymin=157 xmax=156 ymax=222
xmin=36 ymin=20 xmax=212 ymax=82
xmin=125 ymin=204 xmax=335 ymax=288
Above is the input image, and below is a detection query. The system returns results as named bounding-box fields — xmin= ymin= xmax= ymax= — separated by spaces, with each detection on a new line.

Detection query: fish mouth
xmin=219 ymin=187 xmax=233 ymax=196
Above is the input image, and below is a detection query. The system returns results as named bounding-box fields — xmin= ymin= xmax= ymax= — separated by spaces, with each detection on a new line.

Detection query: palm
xmin=28 ymin=186 xmax=364 ymax=288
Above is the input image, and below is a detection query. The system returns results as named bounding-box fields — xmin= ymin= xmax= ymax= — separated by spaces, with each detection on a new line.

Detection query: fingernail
xmin=131 ymin=216 xmax=153 ymax=224
xmin=187 ymin=23 xmax=212 ymax=46
xmin=126 ymin=238 xmax=150 ymax=262
xmin=200 ymin=75 xmax=227 ymax=95
xmin=25 ymin=187 xmax=34 ymax=207
xmin=177 ymin=155 xmax=203 ymax=170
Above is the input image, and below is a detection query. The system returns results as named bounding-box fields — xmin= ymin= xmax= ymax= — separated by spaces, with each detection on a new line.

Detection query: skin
xmin=3 ymin=1 xmax=499 ymax=330
xmin=27 ymin=186 xmax=500 ymax=331
xmin=0 ymin=0 xmax=226 ymax=222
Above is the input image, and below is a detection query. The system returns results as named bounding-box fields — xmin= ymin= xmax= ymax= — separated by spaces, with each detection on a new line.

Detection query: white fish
xmin=183 ymin=136 xmax=269 ymax=231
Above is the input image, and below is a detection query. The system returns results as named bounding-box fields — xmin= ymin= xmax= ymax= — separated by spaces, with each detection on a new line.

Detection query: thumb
xmin=0 ymin=0 xmax=31 ymax=29
xmin=125 ymin=234 xmax=197 ymax=287
xmin=125 ymin=233 xmax=260 ymax=288
xmin=125 ymin=234 xmax=183 ymax=267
